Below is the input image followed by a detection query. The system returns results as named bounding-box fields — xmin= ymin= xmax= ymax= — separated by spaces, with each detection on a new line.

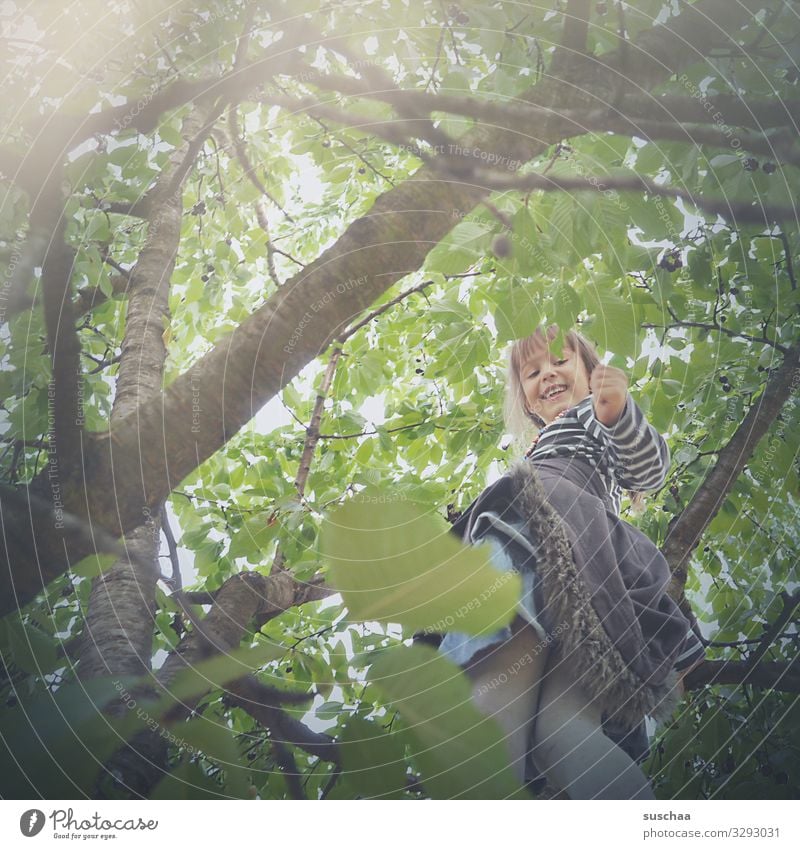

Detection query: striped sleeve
xmin=674 ymin=625 xmax=706 ymax=672
xmin=579 ymin=394 xmax=671 ymax=491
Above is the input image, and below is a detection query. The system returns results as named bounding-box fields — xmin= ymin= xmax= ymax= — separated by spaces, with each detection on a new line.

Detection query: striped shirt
xmin=525 ymin=393 xmax=670 ymax=515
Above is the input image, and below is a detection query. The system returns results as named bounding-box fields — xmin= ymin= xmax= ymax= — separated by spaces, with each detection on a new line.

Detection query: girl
xmin=438 ymin=325 xmax=704 ymax=799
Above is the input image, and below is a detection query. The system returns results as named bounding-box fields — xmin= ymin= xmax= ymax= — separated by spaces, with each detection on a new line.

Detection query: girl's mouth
xmin=541 ymin=384 xmax=567 ymax=401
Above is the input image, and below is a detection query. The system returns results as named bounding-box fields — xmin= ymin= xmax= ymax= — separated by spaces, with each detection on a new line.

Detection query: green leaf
xmin=321 ymin=492 xmax=521 ymax=636
xmin=584 ymin=288 xmax=639 ymax=359
xmin=4 ymin=616 xmax=60 ymax=675
xmin=542 ymin=196 xmax=577 ymax=268
xmin=425 ymin=220 xmax=491 ymax=275
xmin=107 ymin=144 xmax=137 ymax=166
xmin=338 ymin=716 xmax=408 ymax=799
xmin=630 ymin=193 xmax=683 ymax=241
xmin=552 ymin=282 xmax=581 ymax=332
xmin=353 ymin=438 xmax=374 ymax=466
xmin=84 ymin=212 xmax=111 ymax=243
xmin=673 ymin=445 xmax=700 ymax=465
xmin=707 ymin=498 xmax=740 ymax=537
xmin=163 ymin=639 xmax=288 ymax=707
xmin=71 ymin=553 xmax=117 ymax=579
xmin=316 ymin=700 xmax=345 ymax=721
xmin=659 ymin=379 xmax=683 ymax=398
xmin=175 ymin=715 xmax=252 ymax=798
xmin=492 ymin=284 xmax=543 ymax=344
xmin=158 ymin=124 xmax=184 ymax=147
xmin=228 ymin=513 xmax=279 ymax=560
xmin=0 ymin=677 xmax=138 ymax=797
xmin=367 ymin=645 xmax=527 ymax=799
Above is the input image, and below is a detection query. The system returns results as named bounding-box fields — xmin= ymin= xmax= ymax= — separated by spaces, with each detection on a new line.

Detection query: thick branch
xmin=1 ymin=147 xmax=84 ymax=480
xmin=685 ymin=658 xmax=800 ymax=693
xmin=305 ymin=65 xmax=798 ymax=164
xmin=40 ymin=208 xmax=83 ymax=478
xmin=558 ymin=0 xmax=592 ymax=56
xmin=622 ymin=94 xmax=800 ymax=134
xmin=227 ymin=676 xmax=340 ymax=764
xmin=111 ymin=107 xmax=209 ymax=423
xmin=305 ymin=66 xmax=557 ymax=129
xmin=78 ymin=105 xmax=216 ymax=681
xmin=603 ymin=116 xmax=800 ymax=169
xmin=444 ymin=167 xmax=798 ymax=225
xmin=96 ymin=570 xmax=270 ymax=797
xmin=663 ymin=341 xmax=800 ymax=597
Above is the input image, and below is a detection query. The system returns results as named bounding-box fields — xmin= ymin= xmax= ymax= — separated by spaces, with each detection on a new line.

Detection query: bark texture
xmin=78 ymin=106 xmax=212 ymax=680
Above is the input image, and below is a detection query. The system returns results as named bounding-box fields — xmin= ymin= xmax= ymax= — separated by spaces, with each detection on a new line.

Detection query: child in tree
xmin=439 ymin=324 xmax=704 ymax=799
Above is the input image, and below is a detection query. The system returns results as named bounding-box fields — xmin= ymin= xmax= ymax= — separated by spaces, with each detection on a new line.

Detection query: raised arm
xmin=577 ymin=393 xmax=671 ymax=491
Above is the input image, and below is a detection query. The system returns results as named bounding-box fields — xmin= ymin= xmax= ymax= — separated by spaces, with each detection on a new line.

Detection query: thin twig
xmin=776 ymin=230 xmax=797 ymax=291
xmin=270 ymin=246 xmax=306 ymax=267
xmin=336 ymin=277 xmax=437 ymax=344
xmin=161 ymin=504 xmax=182 ymax=591
xmin=661 ymin=307 xmax=788 ymax=354
xmin=425 ymin=23 xmax=447 ymax=92
xmin=228 ymin=104 xmax=294 ymax=221
xmin=85 ymin=353 xmax=122 ymax=374
xmin=308 ymin=113 xmax=395 ymax=186
xmin=255 ymin=198 xmax=281 ymax=286
xmin=294 ymin=347 xmax=343 ymax=497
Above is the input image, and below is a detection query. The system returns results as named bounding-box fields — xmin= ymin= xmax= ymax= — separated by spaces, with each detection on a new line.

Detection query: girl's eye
xmin=526 ymin=359 xmax=565 ymax=378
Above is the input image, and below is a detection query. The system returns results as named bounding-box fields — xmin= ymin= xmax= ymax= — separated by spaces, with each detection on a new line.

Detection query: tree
xmin=0 ymin=0 xmax=798 ymax=800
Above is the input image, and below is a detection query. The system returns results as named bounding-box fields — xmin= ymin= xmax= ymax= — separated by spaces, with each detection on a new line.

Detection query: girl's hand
xmin=589 ymin=364 xmax=629 ymax=427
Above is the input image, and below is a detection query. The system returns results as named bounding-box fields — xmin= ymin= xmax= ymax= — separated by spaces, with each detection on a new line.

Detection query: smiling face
xmin=519 ymin=331 xmax=592 ymax=425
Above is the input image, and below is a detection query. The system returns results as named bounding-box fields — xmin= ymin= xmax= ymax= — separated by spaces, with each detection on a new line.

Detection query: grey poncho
xmin=439 ymin=396 xmax=704 ymax=728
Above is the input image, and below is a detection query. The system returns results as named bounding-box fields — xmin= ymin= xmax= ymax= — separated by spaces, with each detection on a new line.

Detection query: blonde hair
xmin=503 ymin=325 xmax=646 ymax=514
